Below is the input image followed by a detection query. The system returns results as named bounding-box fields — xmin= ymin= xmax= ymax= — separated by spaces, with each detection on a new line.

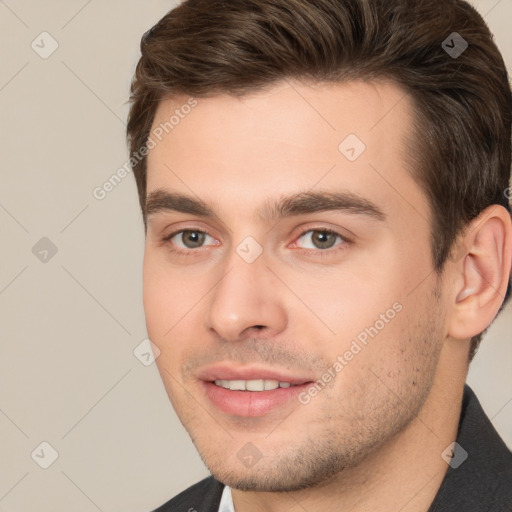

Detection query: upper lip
xmin=196 ymin=363 xmax=314 ymax=385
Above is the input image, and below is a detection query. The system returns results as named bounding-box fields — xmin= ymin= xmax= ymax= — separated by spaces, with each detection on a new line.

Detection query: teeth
xmin=214 ymin=379 xmax=296 ymax=391
xmin=229 ymin=380 xmax=246 ymax=391
xmin=247 ymin=380 xmax=266 ymax=391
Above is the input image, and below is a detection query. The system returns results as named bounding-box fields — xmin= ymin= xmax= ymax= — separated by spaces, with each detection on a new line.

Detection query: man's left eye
xmin=294 ymin=229 xmax=346 ymax=250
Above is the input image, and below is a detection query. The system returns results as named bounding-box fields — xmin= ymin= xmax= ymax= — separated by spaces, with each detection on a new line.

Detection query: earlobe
xmin=448 ymin=205 xmax=512 ymax=341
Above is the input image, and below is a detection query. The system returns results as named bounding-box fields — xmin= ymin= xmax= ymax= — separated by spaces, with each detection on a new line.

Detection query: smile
xmin=213 ymin=379 xmax=299 ymax=391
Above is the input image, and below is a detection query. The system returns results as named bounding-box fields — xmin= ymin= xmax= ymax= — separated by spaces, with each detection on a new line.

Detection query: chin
xmin=200 ymin=447 xmax=355 ymax=493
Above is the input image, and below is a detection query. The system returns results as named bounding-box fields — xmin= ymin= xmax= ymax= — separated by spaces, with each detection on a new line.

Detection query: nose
xmin=204 ymin=249 xmax=288 ymax=341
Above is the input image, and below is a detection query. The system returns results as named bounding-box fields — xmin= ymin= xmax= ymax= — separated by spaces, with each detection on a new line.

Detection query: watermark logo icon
xmin=236 ymin=236 xmax=263 ymax=264
xmin=133 ymin=338 xmax=161 ymax=366
xmin=441 ymin=442 xmax=468 ymax=469
xmin=338 ymin=134 xmax=366 ymax=162
xmin=32 ymin=237 xmax=58 ymax=263
xmin=31 ymin=32 xmax=59 ymax=59
xmin=31 ymin=441 xmax=59 ymax=469
xmin=237 ymin=442 xmax=263 ymax=468
xmin=442 ymin=32 xmax=468 ymax=59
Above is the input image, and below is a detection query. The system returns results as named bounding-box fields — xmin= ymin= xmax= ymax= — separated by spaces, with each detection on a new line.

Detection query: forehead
xmin=146 ymin=79 xmax=429 ymax=227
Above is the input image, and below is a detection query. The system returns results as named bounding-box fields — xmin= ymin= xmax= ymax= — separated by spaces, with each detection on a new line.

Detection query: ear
xmin=448 ymin=205 xmax=512 ymax=340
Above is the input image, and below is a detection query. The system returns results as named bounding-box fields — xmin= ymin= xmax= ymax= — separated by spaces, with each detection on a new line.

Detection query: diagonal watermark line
xmin=61 ymin=369 xmax=131 ymax=439
xmin=60 ymin=204 xmax=89 ymax=233
xmin=162 ymin=367 xmax=233 ymax=438
xmin=369 ymin=368 xmax=441 ymax=440
xmin=491 ymin=395 xmax=512 ymax=422
xmin=61 ymin=61 xmax=126 ymax=126
xmin=284 ymin=78 xmax=336 ymax=131
xmin=0 ymin=408 xmax=29 ymax=439
xmin=266 ymin=266 xmax=336 ymax=335
xmin=0 ymin=471 xmax=29 ymax=502
xmin=284 ymin=491 xmax=309 ymax=512
xmin=303 ymin=163 xmax=338 ymax=192
xmin=397 ymin=470 xmax=442 ymax=512
xmin=0 ymin=265 xmax=29 ymax=296
xmin=0 ymin=201 xmax=29 ymax=233
xmin=406 ymin=268 xmax=435 ymax=298
xmin=0 ymin=0 xmax=28 ymax=28
xmin=483 ymin=0 xmax=503 ymax=19
xmin=471 ymin=260 xmax=506 ymax=300
xmin=61 ymin=265 xmax=131 ymax=335
xmin=163 ymin=267 xmax=234 ymax=337
xmin=0 ymin=61 xmax=29 ymax=93
xmin=61 ymin=470 xmax=103 ymax=511
xmin=368 ymin=163 xmax=429 ymax=225
xmin=369 ymin=92 xmax=408 ymax=131
xmin=264 ymin=407 xmax=297 ymax=439
xmin=61 ymin=0 xmax=93 ymax=29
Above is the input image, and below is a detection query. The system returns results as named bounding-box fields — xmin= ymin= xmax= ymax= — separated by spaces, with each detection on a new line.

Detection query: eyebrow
xmin=145 ymin=188 xmax=386 ymax=223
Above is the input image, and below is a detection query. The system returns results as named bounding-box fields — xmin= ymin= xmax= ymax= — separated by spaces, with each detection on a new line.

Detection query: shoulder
xmin=428 ymin=385 xmax=512 ymax=511
xmin=151 ymin=476 xmax=225 ymax=512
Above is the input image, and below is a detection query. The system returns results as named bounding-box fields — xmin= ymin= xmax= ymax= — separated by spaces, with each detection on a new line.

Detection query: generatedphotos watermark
xmin=92 ymin=97 xmax=198 ymax=200
xmin=298 ymin=301 xmax=403 ymax=405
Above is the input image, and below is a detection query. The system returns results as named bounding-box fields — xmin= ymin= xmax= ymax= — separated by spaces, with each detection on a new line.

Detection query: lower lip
xmin=202 ymin=381 xmax=310 ymax=417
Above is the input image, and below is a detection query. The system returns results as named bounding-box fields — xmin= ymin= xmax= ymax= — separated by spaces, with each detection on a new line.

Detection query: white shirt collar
xmin=218 ymin=485 xmax=235 ymax=512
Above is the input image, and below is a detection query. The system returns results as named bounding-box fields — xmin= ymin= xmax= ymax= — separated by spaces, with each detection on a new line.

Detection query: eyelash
xmin=161 ymin=226 xmax=350 ymax=258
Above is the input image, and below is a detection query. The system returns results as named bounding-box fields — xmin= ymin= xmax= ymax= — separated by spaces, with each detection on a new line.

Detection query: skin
xmin=143 ymin=79 xmax=512 ymax=511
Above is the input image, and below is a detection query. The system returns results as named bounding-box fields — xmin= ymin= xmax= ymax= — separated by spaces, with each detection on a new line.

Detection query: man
xmin=126 ymin=0 xmax=512 ymax=510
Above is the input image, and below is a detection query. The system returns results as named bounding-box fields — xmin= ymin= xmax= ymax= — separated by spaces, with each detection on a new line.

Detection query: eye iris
xmin=182 ymin=231 xmax=205 ymax=248
xmin=312 ymin=231 xmax=337 ymax=249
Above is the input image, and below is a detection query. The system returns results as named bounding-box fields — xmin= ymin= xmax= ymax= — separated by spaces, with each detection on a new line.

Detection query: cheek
xmin=143 ymin=254 xmax=195 ymax=327
xmin=142 ymin=260 xmax=167 ymax=333
xmin=302 ymin=268 xmax=398 ymax=337
xmin=143 ymin=254 xmax=210 ymax=369
xmin=304 ymin=264 xmax=423 ymax=371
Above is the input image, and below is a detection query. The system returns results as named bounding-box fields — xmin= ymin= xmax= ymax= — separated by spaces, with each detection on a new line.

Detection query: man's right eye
xmin=162 ymin=229 xmax=218 ymax=252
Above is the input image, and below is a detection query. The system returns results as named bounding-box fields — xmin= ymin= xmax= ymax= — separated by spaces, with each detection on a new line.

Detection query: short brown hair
xmin=127 ymin=0 xmax=512 ymax=362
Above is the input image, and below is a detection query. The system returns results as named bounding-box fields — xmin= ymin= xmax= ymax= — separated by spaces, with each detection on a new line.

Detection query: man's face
xmin=143 ymin=80 xmax=448 ymax=491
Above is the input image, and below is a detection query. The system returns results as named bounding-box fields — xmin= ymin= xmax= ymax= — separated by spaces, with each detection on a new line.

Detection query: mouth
xmin=197 ymin=365 xmax=314 ymax=417
xmin=213 ymin=379 xmax=302 ymax=391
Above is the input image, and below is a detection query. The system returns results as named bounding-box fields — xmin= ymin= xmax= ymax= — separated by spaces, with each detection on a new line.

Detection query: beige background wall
xmin=0 ymin=1 xmax=510 ymax=511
